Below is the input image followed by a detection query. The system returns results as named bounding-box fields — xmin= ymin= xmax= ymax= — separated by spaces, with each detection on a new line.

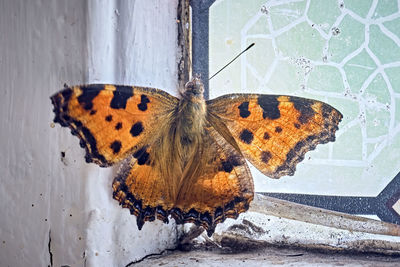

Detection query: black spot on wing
xmin=115 ymin=122 xmax=123 ymax=130
xmin=110 ymin=140 xmax=122 ymax=154
xmin=220 ymin=154 xmax=243 ymax=173
xmin=77 ymin=85 xmax=103 ymax=110
xmin=261 ymin=151 xmax=272 ymax=164
xmin=239 ymin=129 xmax=254 ymax=144
xmin=130 ymin=122 xmax=143 ymax=137
xmin=105 ymin=115 xmax=112 ymax=122
xmin=110 ymin=86 xmax=134 ymax=109
xmin=90 ymin=110 xmax=97 ymax=115
xmin=263 ymin=132 xmax=270 ymax=140
xmin=275 ymin=126 xmax=282 ymax=133
xmin=258 ymin=95 xmax=280 ymax=120
xmin=238 ymin=102 xmax=251 ymax=118
xmin=292 ymin=97 xmax=316 ymax=124
xmin=294 ymin=123 xmax=300 ymax=129
xmin=221 ymin=160 xmax=233 ymax=173
xmin=137 ymin=95 xmax=150 ymax=111
xmin=133 ymin=147 xmax=150 ymax=165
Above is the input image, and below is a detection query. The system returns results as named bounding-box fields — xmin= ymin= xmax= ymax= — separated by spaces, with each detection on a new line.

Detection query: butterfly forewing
xmin=207 ymin=94 xmax=343 ymax=178
xmin=51 ymin=84 xmax=178 ymax=167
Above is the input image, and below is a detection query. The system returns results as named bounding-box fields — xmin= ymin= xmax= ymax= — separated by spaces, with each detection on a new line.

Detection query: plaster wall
xmin=0 ymin=1 xmax=179 ymax=266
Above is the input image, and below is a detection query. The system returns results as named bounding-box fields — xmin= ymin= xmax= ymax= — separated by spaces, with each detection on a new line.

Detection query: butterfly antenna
xmin=209 ymin=43 xmax=255 ymax=80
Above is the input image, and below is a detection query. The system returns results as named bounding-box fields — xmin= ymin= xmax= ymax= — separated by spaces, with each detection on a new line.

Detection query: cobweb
xmin=210 ymin=0 xmax=400 ymax=195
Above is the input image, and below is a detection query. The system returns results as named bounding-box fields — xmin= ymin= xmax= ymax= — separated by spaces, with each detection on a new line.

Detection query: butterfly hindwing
xmin=51 ymin=84 xmax=178 ymax=166
xmin=112 ymin=119 xmax=254 ymax=236
xmin=174 ymin=122 xmax=254 ymax=236
xmin=112 ymin=144 xmax=176 ymax=229
xmin=207 ymin=94 xmax=343 ymax=178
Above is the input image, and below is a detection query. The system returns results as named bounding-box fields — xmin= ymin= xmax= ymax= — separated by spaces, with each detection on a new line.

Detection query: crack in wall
xmin=125 ymin=249 xmax=176 ymax=266
xmin=125 ymin=226 xmax=204 ymax=266
xmin=48 ymin=229 xmax=53 ymax=267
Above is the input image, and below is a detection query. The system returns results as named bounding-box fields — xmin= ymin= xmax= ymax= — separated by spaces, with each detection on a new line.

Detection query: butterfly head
xmin=182 ymin=76 xmax=204 ymax=100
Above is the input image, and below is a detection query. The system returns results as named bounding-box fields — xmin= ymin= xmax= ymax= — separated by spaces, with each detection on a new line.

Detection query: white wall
xmin=0 ymin=1 xmax=179 ymax=266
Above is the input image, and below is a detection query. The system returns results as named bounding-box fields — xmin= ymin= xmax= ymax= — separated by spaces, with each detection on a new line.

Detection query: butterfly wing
xmin=173 ymin=121 xmax=254 ymax=236
xmin=112 ymin=142 xmax=179 ymax=229
xmin=207 ymin=94 xmax=343 ymax=178
xmin=50 ymin=84 xmax=178 ymax=166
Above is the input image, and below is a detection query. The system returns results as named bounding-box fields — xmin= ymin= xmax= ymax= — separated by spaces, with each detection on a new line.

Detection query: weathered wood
xmin=251 ymin=194 xmax=400 ymax=237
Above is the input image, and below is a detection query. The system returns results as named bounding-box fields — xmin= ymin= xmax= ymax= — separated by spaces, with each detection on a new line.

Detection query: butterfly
xmin=50 ymin=77 xmax=342 ymax=236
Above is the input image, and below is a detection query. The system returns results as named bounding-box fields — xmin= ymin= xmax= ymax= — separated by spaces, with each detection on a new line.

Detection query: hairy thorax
xmin=155 ymin=78 xmax=207 ymax=197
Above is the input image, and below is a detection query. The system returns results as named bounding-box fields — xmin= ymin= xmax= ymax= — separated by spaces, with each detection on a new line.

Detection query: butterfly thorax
xmin=178 ymin=77 xmax=207 ymax=142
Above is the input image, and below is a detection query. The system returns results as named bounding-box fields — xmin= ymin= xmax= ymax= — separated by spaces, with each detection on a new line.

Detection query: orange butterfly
xmin=51 ymin=77 xmax=342 ymax=236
